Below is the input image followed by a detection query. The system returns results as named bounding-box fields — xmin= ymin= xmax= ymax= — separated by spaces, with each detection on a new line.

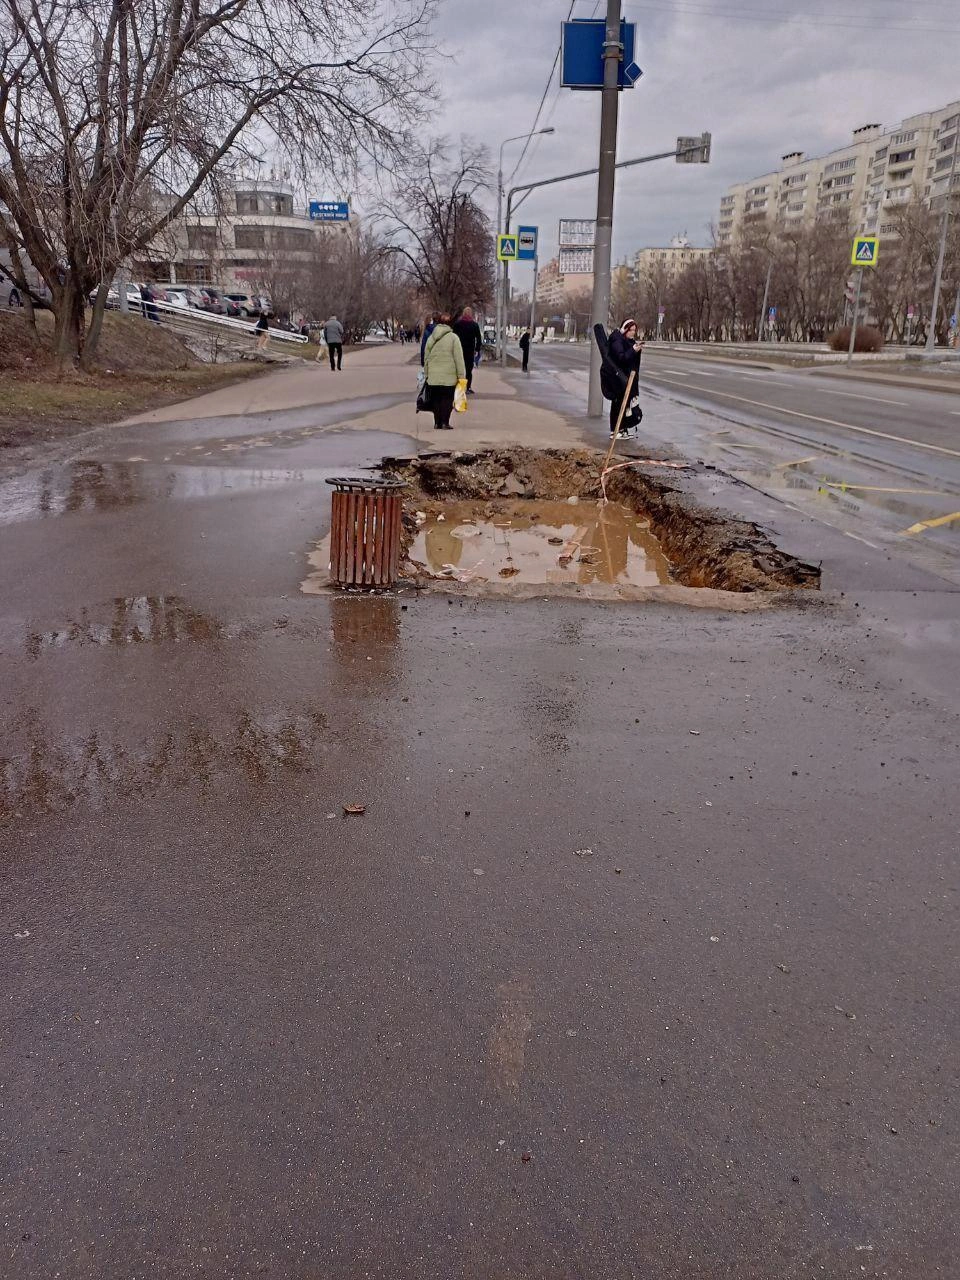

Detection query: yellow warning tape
xmin=902 ymin=511 xmax=960 ymax=535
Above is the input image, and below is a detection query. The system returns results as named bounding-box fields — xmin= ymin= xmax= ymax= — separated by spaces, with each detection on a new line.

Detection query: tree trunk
xmin=82 ymin=287 xmax=111 ymax=369
xmin=53 ymin=277 xmax=86 ymax=371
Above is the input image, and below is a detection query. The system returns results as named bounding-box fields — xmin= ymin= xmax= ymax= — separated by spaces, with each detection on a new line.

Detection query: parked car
xmin=89 ymin=282 xmax=143 ymax=310
xmin=201 ymin=287 xmax=241 ymax=317
xmin=161 ymin=288 xmax=191 ymax=309
xmin=1 ymin=256 xmax=52 ymax=309
xmin=224 ymin=291 xmax=265 ymax=317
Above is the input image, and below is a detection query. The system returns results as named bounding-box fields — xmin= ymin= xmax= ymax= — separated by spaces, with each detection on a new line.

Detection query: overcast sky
xmin=428 ymin=0 xmax=959 ymax=269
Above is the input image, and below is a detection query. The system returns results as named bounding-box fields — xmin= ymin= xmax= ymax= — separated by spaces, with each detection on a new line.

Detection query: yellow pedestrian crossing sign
xmin=851 ymin=236 xmax=879 ymax=267
xmin=497 ymin=234 xmax=518 ymax=262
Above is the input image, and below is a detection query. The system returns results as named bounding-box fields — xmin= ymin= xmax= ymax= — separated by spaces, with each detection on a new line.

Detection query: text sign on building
xmin=559 ymin=247 xmax=595 ymax=275
xmin=309 ymin=200 xmax=349 ymax=222
xmin=851 ymin=235 xmax=879 ymax=267
xmin=517 ymin=226 xmax=538 ymax=261
xmin=559 ymin=218 xmax=596 ymax=247
xmin=560 ymin=20 xmax=639 ymax=91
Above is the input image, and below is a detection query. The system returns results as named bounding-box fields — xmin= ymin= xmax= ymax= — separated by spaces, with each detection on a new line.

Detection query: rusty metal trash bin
xmin=326 ymin=475 xmax=406 ymax=590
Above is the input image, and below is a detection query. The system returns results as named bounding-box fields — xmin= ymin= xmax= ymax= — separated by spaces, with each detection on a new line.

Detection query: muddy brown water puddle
xmin=409 ymin=499 xmax=672 ymax=587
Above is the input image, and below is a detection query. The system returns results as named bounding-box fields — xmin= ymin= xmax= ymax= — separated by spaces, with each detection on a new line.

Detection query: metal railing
xmin=138 ymin=297 xmax=308 ymax=344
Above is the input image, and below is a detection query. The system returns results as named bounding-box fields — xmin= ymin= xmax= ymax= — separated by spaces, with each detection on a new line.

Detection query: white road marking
xmin=811 ymin=387 xmax=908 ymax=407
xmin=642 ymin=374 xmax=960 ymax=459
xmin=951 ymin=411 xmax=960 ymax=417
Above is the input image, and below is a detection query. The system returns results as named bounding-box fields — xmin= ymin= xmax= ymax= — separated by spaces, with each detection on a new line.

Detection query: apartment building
xmin=715 ymin=97 xmax=960 ymax=246
xmin=137 ymin=176 xmax=356 ymax=289
xmin=633 ymin=237 xmax=712 ymax=276
xmin=536 ymin=257 xmax=594 ymax=311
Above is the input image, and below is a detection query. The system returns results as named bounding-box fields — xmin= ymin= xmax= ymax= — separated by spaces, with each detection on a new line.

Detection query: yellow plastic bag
xmin=454 ymin=379 xmax=468 ymax=413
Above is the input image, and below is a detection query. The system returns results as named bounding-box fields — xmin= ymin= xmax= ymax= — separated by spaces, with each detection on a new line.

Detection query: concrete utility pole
xmin=587 ymin=0 xmax=623 ymax=418
xmin=496 ymin=129 xmax=554 ymax=366
xmin=757 ymin=259 xmax=773 ymax=342
xmin=925 ymin=122 xmax=960 ymax=353
xmin=847 ymin=268 xmax=864 ymax=366
xmin=527 ymin=256 xmax=539 ymax=369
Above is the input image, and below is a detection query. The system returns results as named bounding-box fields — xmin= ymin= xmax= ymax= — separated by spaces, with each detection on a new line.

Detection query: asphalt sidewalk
xmin=123 ymin=340 xmax=586 ymax=451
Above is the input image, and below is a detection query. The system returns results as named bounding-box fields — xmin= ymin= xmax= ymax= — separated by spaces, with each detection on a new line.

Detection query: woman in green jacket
xmin=423 ymin=313 xmax=466 ymax=429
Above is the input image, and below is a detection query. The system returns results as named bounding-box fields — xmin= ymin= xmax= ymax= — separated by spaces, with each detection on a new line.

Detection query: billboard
xmin=559 ymin=247 xmax=595 ymax=275
xmin=559 ymin=218 xmax=596 ymax=247
xmin=309 ymin=200 xmax=350 ymax=222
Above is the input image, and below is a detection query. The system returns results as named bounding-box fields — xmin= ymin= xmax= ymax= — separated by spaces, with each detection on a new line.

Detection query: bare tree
xmin=378 ymin=138 xmax=494 ymax=314
xmin=0 ymin=0 xmax=435 ymax=367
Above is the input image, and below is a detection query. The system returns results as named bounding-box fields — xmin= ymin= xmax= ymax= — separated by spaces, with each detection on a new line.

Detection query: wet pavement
xmin=2 ymin=373 xmax=960 ymax=1278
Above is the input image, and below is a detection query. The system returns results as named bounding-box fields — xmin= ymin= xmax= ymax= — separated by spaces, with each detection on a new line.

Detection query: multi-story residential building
xmin=633 ymin=237 xmax=712 ymax=276
xmin=715 ymin=98 xmax=960 ymax=246
xmin=536 ymin=257 xmax=594 ymax=310
xmin=137 ymin=175 xmax=356 ymax=290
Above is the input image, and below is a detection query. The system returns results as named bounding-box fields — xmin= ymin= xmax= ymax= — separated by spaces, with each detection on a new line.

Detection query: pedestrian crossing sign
xmin=851 ymin=236 xmax=879 ymax=267
xmin=497 ymin=234 xmax=518 ymax=262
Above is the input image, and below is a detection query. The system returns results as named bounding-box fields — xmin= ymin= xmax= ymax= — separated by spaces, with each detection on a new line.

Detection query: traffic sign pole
xmin=847 ymin=268 xmax=864 ymax=366
xmin=587 ymin=0 xmax=623 ymax=419
xmin=527 ymin=256 xmax=539 ymax=373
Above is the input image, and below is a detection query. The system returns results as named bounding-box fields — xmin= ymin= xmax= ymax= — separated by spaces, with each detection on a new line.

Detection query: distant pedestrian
xmin=140 ymin=283 xmax=160 ymax=323
xmin=323 ymin=315 xmax=344 ymax=370
xmin=423 ymin=312 xmax=465 ymax=430
xmin=255 ymin=310 xmax=270 ymax=351
xmin=605 ymin=318 xmax=643 ymax=437
xmin=519 ymin=327 xmax=531 ymax=373
xmin=452 ymin=306 xmax=483 ymax=395
xmin=420 ymin=312 xmax=438 ymax=366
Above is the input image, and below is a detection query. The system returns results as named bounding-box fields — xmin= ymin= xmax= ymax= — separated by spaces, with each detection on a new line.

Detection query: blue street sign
xmin=560 ymin=20 xmax=638 ymax=91
xmin=769 ymin=307 xmax=777 ymax=319
xmin=309 ymin=200 xmax=349 ymax=222
xmin=517 ymin=226 xmax=538 ymax=261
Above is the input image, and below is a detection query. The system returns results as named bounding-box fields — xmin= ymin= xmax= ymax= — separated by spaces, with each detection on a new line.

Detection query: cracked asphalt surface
xmin=2 ymin=366 xmax=959 ymax=1279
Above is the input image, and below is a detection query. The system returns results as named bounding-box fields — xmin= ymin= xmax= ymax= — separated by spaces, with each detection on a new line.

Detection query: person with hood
xmin=422 ymin=312 xmax=466 ymax=430
xmin=519 ymin=327 xmax=531 ymax=373
xmin=605 ymin=318 xmax=643 ymax=436
xmin=419 ymin=312 xmax=438 ymax=366
xmin=323 ymin=314 xmax=344 ymax=370
xmin=452 ymin=306 xmax=483 ymax=394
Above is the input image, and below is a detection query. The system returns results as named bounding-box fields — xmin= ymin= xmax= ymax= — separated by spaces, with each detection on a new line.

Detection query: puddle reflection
xmin=0 ymin=705 xmax=331 ymax=819
xmin=329 ymin=596 xmax=401 ymax=692
xmin=26 ymin=596 xmax=222 ymax=658
xmin=410 ymin=500 xmax=672 ymax=587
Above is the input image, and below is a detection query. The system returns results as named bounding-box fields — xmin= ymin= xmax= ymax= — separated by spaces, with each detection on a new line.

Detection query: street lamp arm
xmin=504 ymin=145 xmax=703 ymax=229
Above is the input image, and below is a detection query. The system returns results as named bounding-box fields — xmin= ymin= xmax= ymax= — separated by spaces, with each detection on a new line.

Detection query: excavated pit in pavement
xmin=378 ymin=447 xmax=821 ymax=605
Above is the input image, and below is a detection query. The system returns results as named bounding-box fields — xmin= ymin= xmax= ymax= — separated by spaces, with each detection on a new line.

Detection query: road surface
xmin=532 ymin=343 xmax=960 ymax=580
xmin=2 ymin=354 xmax=959 ymax=1279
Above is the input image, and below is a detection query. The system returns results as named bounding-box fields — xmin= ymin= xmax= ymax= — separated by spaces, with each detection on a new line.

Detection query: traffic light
xmin=676 ymin=132 xmax=711 ymax=164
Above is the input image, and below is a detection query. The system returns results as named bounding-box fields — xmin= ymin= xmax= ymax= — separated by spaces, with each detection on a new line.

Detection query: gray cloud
xmin=428 ymin=0 xmax=959 ymax=266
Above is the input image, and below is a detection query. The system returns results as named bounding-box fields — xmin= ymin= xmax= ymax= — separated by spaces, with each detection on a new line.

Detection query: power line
xmin=624 ymin=1 xmax=959 ymax=33
xmin=507 ymin=1 xmax=578 ymax=186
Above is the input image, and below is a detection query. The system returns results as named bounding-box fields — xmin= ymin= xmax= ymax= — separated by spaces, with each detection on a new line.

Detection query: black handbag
xmin=416 ymin=381 xmax=431 ymax=413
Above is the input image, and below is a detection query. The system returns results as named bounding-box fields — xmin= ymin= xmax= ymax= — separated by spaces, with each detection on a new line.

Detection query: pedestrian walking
xmin=605 ymin=318 xmax=644 ymax=437
xmin=140 ymin=283 xmax=160 ymax=323
xmin=420 ymin=313 xmax=438 ymax=366
xmin=423 ymin=312 xmax=465 ymax=430
xmin=255 ymin=310 xmax=270 ymax=351
xmin=452 ymin=306 xmax=483 ymax=394
xmin=323 ymin=315 xmax=344 ymax=370
xmin=519 ymin=327 xmax=531 ymax=373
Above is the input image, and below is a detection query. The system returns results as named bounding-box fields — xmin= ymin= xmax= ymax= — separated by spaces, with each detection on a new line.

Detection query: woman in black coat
xmin=605 ymin=318 xmax=643 ymax=436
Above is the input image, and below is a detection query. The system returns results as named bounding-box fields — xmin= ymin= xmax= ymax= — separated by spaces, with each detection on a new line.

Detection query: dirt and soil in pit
xmin=409 ymin=498 xmax=672 ymax=587
xmin=385 ymin=446 xmax=821 ymax=597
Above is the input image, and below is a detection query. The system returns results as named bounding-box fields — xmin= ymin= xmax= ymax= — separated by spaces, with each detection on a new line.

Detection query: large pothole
xmin=382 ymin=446 xmax=821 ymax=602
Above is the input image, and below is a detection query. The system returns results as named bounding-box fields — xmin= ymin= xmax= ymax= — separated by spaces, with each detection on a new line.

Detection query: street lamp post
xmin=925 ymin=119 xmax=960 ymax=353
xmin=496 ymin=128 xmax=554 ymax=365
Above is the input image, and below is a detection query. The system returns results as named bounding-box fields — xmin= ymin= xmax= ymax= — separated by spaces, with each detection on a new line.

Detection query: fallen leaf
xmin=498 ymin=566 xmax=520 ymax=578
xmin=343 ymin=804 xmax=366 ymax=815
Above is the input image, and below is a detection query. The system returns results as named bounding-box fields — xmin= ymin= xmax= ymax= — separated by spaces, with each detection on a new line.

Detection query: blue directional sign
xmin=517 ymin=226 xmax=538 ymax=261
xmin=309 ymin=200 xmax=349 ymax=222
xmin=560 ymin=20 xmax=638 ymax=91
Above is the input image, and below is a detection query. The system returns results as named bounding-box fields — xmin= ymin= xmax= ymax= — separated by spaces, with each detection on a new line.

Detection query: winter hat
xmin=620 ymin=318 xmax=637 ymax=331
